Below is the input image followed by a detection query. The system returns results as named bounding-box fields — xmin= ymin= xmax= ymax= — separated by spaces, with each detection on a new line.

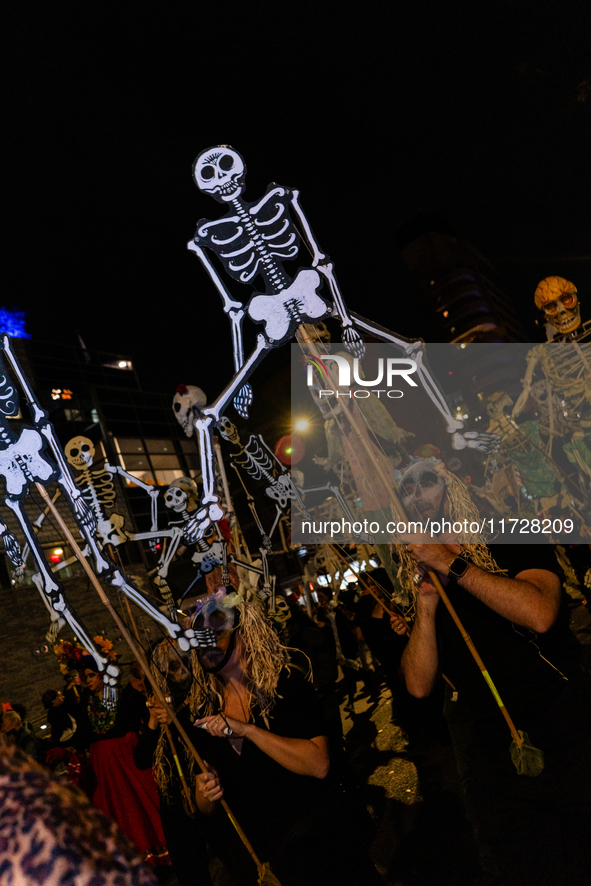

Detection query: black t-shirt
xmin=437 ymin=545 xmax=585 ymax=744
xmin=195 ymin=667 xmax=330 ymax=860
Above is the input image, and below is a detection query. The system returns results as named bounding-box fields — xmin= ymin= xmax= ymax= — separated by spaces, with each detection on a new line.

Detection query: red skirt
xmin=89 ymin=732 xmax=170 ymax=866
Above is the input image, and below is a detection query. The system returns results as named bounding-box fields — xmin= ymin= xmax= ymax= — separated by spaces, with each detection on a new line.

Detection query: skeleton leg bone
xmin=186 ymin=336 xmax=270 ymax=542
xmin=5 ymin=497 xmax=114 ymax=677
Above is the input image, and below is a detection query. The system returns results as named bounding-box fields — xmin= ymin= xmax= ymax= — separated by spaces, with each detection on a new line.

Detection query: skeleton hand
xmin=185 ymin=627 xmax=217 ymax=649
xmin=73 ymin=496 xmax=97 ymax=533
xmin=452 ymin=431 xmax=500 ymax=453
xmin=183 ymin=503 xmax=224 ymax=545
xmin=233 ymin=383 xmax=253 ymax=420
xmin=102 ymin=665 xmax=119 ymax=687
xmin=149 ymin=537 xmax=161 ymax=555
xmin=2 ymin=530 xmax=23 ymax=567
xmin=341 ymin=326 xmax=365 ymax=360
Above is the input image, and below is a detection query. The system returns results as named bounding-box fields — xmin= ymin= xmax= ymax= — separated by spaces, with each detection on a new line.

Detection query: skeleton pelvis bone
xmin=247 ymin=269 xmax=329 ymax=344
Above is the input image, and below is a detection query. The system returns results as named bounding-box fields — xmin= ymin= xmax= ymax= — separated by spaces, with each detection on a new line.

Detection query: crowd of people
xmin=2 ymin=524 xmax=591 ymax=885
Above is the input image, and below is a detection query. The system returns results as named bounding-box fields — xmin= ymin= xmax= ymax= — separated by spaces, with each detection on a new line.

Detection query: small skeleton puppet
xmin=188 ymin=145 xmax=365 ymax=422
xmin=0 ymin=335 xmax=202 ymax=657
xmin=64 ymin=435 xmax=127 ymax=546
xmin=100 ymin=460 xmax=180 ymax=620
xmin=535 ymin=277 xmax=584 ymax=342
xmin=164 ymin=476 xmax=228 ymax=597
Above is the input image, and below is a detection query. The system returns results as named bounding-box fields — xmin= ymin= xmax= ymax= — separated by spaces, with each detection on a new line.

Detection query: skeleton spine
xmin=231 ymin=200 xmax=290 ymax=292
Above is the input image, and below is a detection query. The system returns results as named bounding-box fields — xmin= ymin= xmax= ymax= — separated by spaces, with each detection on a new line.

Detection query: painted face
xmin=84 ymin=669 xmax=103 ymax=694
xmin=400 ymin=462 xmax=446 ymax=520
xmin=191 ymin=591 xmax=239 ymax=672
xmin=52 ymin=691 xmax=65 ymax=707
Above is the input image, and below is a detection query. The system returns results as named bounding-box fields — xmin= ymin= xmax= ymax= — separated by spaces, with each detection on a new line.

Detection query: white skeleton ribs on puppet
xmin=182 ymin=146 xmax=500 ymax=543
xmin=64 ymin=436 xmax=127 ymax=546
xmin=105 ymin=468 xmax=229 ymax=615
xmin=0 ymin=338 xmax=210 ymax=681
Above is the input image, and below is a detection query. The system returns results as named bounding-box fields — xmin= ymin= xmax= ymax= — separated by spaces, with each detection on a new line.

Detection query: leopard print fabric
xmin=0 ymin=744 xmax=157 ymax=885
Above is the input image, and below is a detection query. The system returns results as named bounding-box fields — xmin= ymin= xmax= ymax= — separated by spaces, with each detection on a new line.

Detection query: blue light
xmin=0 ymin=308 xmax=31 ymax=339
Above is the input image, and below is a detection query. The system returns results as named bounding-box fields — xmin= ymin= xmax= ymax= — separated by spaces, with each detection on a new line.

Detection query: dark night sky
xmin=3 ymin=1 xmax=591 ymax=398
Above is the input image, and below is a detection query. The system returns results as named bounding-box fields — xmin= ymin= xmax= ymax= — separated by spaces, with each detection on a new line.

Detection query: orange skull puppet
xmin=535 ymin=276 xmax=581 ymax=339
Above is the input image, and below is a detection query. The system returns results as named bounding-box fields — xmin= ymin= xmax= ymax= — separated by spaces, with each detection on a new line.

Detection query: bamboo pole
xmin=34 ymin=482 xmax=273 ymax=883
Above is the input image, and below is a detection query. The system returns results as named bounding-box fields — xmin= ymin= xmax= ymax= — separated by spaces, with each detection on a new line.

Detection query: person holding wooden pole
xmin=396 ymin=458 xmax=591 ymax=886
xmin=187 ymin=588 xmax=385 ymax=886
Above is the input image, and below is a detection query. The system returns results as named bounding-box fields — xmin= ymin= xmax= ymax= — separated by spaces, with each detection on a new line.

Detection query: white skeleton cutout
xmin=172 ymin=385 xmax=207 ymax=436
xmin=116 ymin=471 xmax=228 ymax=613
xmin=182 ymin=147 xmax=500 ymax=545
xmin=0 ymin=337 xmax=206 ymax=670
xmin=64 ymin=435 xmax=127 ymax=546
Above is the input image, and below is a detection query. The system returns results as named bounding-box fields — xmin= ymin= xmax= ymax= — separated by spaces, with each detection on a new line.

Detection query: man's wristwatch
xmin=448 ymin=556 xmax=470 ymax=579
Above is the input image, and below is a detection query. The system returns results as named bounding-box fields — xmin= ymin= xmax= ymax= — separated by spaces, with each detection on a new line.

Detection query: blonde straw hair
xmin=150 ymin=599 xmax=290 ymax=811
xmin=393 ymin=461 xmax=503 ymax=603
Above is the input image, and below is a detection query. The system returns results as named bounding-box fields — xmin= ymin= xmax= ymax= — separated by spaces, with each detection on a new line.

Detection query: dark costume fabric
xmin=86 ymin=684 xmax=168 ymax=866
xmin=195 ymin=668 xmax=383 ymax=886
xmin=440 ymin=544 xmax=591 ymax=886
xmin=0 ymin=745 xmax=157 ymax=886
xmin=134 ymin=708 xmax=212 ymax=886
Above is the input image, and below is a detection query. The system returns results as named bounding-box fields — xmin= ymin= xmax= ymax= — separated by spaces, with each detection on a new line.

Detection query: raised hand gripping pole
xmin=34 ymin=482 xmax=281 ymax=885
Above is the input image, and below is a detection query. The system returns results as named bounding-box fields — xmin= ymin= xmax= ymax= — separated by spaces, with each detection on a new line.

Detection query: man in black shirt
xmin=400 ymin=540 xmax=591 ymax=886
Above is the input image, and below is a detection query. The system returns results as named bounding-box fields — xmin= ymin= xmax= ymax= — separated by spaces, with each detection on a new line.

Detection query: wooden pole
xmin=426 ymin=570 xmax=522 ymax=748
xmin=34 ymin=482 xmax=271 ymax=880
xmin=297 ymin=334 xmax=518 ymax=739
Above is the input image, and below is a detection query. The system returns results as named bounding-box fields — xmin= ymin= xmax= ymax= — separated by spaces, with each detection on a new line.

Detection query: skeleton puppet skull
xmin=172 ymin=385 xmax=207 ymax=437
xmin=217 ymin=416 xmax=241 ymax=447
xmin=193 ymin=147 xmax=246 ymax=203
xmin=164 ymin=476 xmax=199 ymax=513
xmin=535 ymin=276 xmax=581 ymax=336
xmin=65 ymin=436 xmax=95 ymax=469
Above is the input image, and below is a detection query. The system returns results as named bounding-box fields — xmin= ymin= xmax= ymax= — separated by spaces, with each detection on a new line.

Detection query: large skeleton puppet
xmin=183 ymin=146 xmax=500 ymax=545
xmin=0 ymin=337 xmax=204 ymax=672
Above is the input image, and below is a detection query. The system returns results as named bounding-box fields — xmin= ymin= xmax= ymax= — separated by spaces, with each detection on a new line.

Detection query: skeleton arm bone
xmin=104 ymin=464 xmax=159 ymax=530
xmin=513 ymin=347 xmax=541 ymax=418
xmin=350 ymin=313 xmax=500 ymax=452
xmin=187 ymin=241 xmax=246 ymax=372
xmin=288 ymin=200 xmax=351 ymax=327
xmin=289 ymin=190 xmax=326 ymax=267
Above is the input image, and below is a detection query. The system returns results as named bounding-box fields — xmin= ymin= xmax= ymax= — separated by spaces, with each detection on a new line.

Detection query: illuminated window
xmin=113 ymin=437 xmax=182 ymax=487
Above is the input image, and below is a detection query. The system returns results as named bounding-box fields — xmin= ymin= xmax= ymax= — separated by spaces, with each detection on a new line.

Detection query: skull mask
xmin=272 ymin=596 xmax=291 ymax=625
xmin=65 ymin=436 xmax=95 ymax=469
xmin=172 ymin=385 xmax=207 ymax=437
xmin=535 ymin=276 xmax=581 ymax=337
xmin=399 ymin=458 xmax=447 ymax=521
xmin=191 ymin=589 xmax=242 ymax=671
xmin=193 ymin=147 xmax=246 ymax=203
